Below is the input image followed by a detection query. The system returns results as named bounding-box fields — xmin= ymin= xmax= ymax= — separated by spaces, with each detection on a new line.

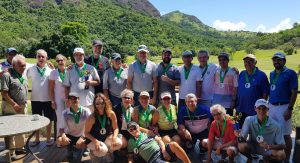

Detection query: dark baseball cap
xmin=92 ymin=40 xmax=104 ymax=46
xmin=127 ymin=121 xmax=139 ymax=129
xmin=162 ymin=48 xmax=172 ymax=54
xmin=182 ymin=51 xmax=193 ymax=57
xmin=218 ymin=53 xmax=229 ymax=60
xmin=6 ymin=47 xmax=18 ymax=54
xmin=111 ymin=53 xmax=121 ymax=60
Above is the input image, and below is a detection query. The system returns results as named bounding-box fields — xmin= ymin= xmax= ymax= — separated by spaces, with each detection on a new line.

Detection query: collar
xmin=254 ymin=115 xmax=270 ymax=127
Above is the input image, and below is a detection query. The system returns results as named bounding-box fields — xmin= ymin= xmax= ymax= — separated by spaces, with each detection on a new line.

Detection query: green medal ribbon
xmin=162 ymin=63 xmax=173 ymax=74
xmin=12 ymin=68 xmax=25 ymax=85
xmin=258 ymin=116 xmax=268 ymax=135
xmin=37 ymin=66 xmax=46 ymax=77
xmin=186 ymin=109 xmax=194 ymax=121
xmin=70 ymin=106 xmax=82 ymax=124
xmin=114 ymin=68 xmax=124 ymax=79
xmin=271 ymin=68 xmax=283 ymax=85
xmin=216 ymin=117 xmax=227 ymax=138
xmin=201 ymin=64 xmax=209 ymax=78
xmin=96 ymin=115 xmax=107 ymax=129
xmin=122 ymin=105 xmax=131 ymax=123
xmin=162 ymin=105 xmax=173 ymax=122
xmin=133 ymin=133 xmax=143 ymax=149
xmin=140 ymin=105 xmax=151 ymax=123
xmin=184 ymin=64 xmax=193 ymax=80
xmin=245 ymin=67 xmax=257 ymax=83
xmin=219 ymin=68 xmax=229 ymax=83
xmin=92 ymin=55 xmax=102 ymax=68
xmin=58 ymin=69 xmax=66 ymax=82
xmin=139 ymin=61 xmax=147 ymax=73
xmin=74 ymin=63 xmax=87 ymax=77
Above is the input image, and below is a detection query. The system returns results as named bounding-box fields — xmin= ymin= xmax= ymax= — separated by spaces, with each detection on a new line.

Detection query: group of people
xmin=0 ymin=40 xmax=298 ymax=163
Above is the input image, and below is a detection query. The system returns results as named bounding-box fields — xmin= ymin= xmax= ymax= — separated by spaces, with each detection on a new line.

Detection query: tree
xmin=282 ymin=42 xmax=294 ymax=55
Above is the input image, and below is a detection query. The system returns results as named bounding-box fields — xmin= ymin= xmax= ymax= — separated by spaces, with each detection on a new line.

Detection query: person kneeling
xmin=127 ymin=121 xmax=191 ymax=163
xmin=237 ymin=99 xmax=286 ymax=163
xmin=56 ymin=92 xmax=91 ymax=162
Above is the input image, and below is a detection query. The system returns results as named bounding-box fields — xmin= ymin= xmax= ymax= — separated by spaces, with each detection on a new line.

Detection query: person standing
xmin=0 ymin=48 xmax=18 ymax=75
xmin=85 ymin=40 xmax=110 ymax=94
xmin=127 ymin=45 xmax=158 ymax=106
xmin=236 ymin=54 xmax=269 ymax=126
xmin=0 ymin=55 xmax=28 ymax=158
xmin=103 ymin=53 xmax=128 ymax=107
xmin=156 ymin=48 xmax=180 ymax=105
xmin=268 ymin=52 xmax=298 ymax=162
xmin=27 ymin=49 xmax=55 ymax=146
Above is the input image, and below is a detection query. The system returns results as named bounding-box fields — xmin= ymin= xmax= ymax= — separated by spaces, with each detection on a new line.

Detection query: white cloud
xmin=212 ymin=20 xmax=247 ymax=31
xmin=255 ymin=18 xmax=293 ymax=33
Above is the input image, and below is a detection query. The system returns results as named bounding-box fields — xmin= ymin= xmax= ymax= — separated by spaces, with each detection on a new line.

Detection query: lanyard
xmin=186 ymin=108 xmax=194 ymax=121
xmin=70 ymin=106 xmax=82 ymax=124
xmin=74 ymin=63 xmax=87 ymax=77
xmin=162 ymin=105 xmax=173 ymax=122
xmin=245 ymin=67 xmax=257 ymax=83
xmin=92 ymin=55 xmax=102 ymax=68
xmin=140 ymin=105 xmax=151 ymax=123
xmin=139 ymin=61 xmax=147 ymax=73
xmin=122 ymin=105 xmax=131 ymax=123
xmin=184 ymin=64 xmax=193 ymax=80
xmin=201 ymin=64 xmax=209 ymax=78
xmin=162 ymin=63 xmax=173 ymax=74
xmin=258 ymin=116 xmax=268 ymax=135
xmin=133 ymin=133 xmax=143 ymax=148
xmin=216 ymin=117 xmax=227 ymax=138
xmin=219 ymin=68 xmax=229 ymax=83
xmin=37 ymin=65 xmax=46 ymax=77
xmin=96 ymin=115 xmax=107 ymax=129
xmin=271 ymin=68 xmax=283 ymax=85
xmin=58 ymin=68 xmax=66 ymax=82
xmin=114 ymin=68 xmax=123 ymax=79
xmin=12 ymin=68 xmax=25 ymax=85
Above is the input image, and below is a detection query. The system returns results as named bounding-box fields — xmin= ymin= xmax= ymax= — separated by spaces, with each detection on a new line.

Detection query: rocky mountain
xmin=115 ymin=0 xmax=160 ymax=17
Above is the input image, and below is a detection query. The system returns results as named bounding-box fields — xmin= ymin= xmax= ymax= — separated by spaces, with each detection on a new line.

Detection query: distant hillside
xmin=115 ymin=0 xmax=160 ymax=17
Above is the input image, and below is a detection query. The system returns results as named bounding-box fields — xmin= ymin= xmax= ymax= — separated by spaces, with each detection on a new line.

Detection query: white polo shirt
xmin=199 ymin=63 xmax=219 ymax=101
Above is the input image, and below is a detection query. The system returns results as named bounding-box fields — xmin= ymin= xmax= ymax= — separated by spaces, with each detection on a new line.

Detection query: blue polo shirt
xmin=269 ymin=67 xmax=298 ymax=104
xmin=177 ymin=104 xmax=212 ymax=134
xmin=237 ymin=68 xmax=270 ymax=115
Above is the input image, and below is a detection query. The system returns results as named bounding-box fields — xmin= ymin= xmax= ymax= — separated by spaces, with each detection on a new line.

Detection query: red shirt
xmin=208 ymin=118 xmax=236 ymax=144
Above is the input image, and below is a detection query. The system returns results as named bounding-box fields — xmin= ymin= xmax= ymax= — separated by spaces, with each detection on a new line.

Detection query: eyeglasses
xmin=127 ymin=126 xmax=137 ymax=132
xmin=162 ymin=97 xmax=171 ymax=101
xmin=68 ymin=96 xmax=79 ymax=100
xmin=122 ymin=97 xmax=131 ymax=100
xmin=256 ymin=106 xmax=268 ymax=110
xmin=212 ymin=112 xmax=222 ymax=117
xmin=56 ymin=59 xmax=64 ymax=63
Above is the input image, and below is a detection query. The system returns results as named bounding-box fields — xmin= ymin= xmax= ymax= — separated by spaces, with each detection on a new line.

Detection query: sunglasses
xmin=128 ymin=126 xmax=137 ymax=132
xmin=162 ymin=97 xmax=171 ymax=101
xmin=68 ymin=96 xmax=79 ymax=100
xmin=123 ymin=97 xmax=131 ymax=100
xmin=56 ymin=59 xmax=64 ymax=63
xmin=212 ymin=112 xmax=222 ymax=117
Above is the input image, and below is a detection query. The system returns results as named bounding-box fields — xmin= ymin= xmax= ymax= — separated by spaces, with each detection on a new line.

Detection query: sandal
xmin=30 ymin=141 xmax=40 ymax=147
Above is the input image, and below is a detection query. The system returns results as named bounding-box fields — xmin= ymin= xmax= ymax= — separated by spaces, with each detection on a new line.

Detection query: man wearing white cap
xmin=238 ymin=99 xmax=286 ymax=163
xmin=64 ymin=48 xmax=100 ymax=111
xmin=236 ymin=54 xmax=269 ymax=126
xmin=127 ymin=45 xmax=158 ymax=106
xmin=268 ymin=52 xmax=298 ymax=162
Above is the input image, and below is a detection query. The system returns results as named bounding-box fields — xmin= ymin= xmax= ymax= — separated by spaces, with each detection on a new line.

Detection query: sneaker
xmin=10 ymin=153 xmax=18 ymax=161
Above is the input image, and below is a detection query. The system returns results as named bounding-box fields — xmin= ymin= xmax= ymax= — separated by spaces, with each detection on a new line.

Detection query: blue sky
xmin=149 ymin=0 xmax=300 ymax=33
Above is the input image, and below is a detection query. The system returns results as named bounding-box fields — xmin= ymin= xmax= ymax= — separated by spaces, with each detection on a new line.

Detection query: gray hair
xmin=12 ymin=54 xmax=25 ymax=66
xmin=36 ymin=49 xmax=47 ymax=58
xmin=210 ymin=104 xmax=226 ymax=115
xmin=120 ymin=89 xmax=134 ymax=98
xmin=185 ymin=93 xmax=197 ymax=101
xmin=56 ymin=54 xmax=67 ymax=61
xmin=198 ymin=50 xmax=209 ymax=57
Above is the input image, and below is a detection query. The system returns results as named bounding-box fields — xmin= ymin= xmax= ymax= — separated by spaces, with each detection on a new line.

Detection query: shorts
xmin=269 ymin=104 xmax=292 ymax=135
xmin=191 ymin=129 xmax=209 ymax=144
xmin=66 ymin=134 xmax=81 ymax=147
xmin=247 ymin=141 xmax=272 ymax=156
xmin=158 ymin=129 xmax=178 ymax=138
xmin=120 ymin=130 xmax=131 ymax=140
xmin=31 ymin=101 xmax=55 ymax=121
xmin=148 ymin=144 xmax=177 ymax=163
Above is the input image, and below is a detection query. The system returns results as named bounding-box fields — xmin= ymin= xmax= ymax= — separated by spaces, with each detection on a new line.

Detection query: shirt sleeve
xmin=92 ymin=67 xmax=100 ymax=81
xmin=233 ymin=70 xmax=239 ymax=87
xmin=174 ymin=66 xmax=181 ymax=80
xmin=0 ymin=73 xmax=10 ymax=91
xmin=102 ymin=69 xmax=109 ymax=89
xmin=240 ymin=117 xmax=250 ymax=138
xmin=289 ymin=70 xmax=298 ymax=90
xmin=63 ymin=69 xmax=71 ymax=87
xmin=128 ymin=64 xmax=134 ymax=78
xmin=152 ymin=63 xmax=157 ymax=78
xmin=208 ymin=121 xmax=216 ymax=142
xmin=262 ymin=72 xmax=270 ymax=95
xmin=49 ymin=70 xmax=56 ymax=80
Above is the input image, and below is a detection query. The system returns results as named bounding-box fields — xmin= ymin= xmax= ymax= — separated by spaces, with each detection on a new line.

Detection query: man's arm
xmin=1 ymin=91 xmax=21 ymax=112
xmin=127 ymin=76 xmax=133 ymax=90
xmin=152 ymin=76 xmax=158 ymax=105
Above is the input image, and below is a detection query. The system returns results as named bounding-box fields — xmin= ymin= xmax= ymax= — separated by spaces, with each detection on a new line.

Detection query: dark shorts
xmin=149 ymin=144 xmax=177 ymax=163
xmin=120 ymin=130 xmax=131 ymax=140
xmin=31 ymin=101 xmax=55 ymax=121
xmin=66 ymin=134 xmax=81 ymax=147
xmin=191 ymin=129 xmax=209 ymax=144
xmin=158 ymin=129 xmax=178 ymax=138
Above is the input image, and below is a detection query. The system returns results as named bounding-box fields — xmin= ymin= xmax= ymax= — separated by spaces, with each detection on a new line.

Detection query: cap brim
xmin=138 ymin=49 xmax=149 ymax=53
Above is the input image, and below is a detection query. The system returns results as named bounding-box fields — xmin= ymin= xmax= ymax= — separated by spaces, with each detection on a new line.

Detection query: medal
xmin=270 ymin=84 xmax=276 ymax=91
xmin=219 ymin=68 xmax=229 ymax=88
xmin=133 ymin=133 xmax=143 ymax=154
xmin=256 ymin=135 xmax=264 ymax=143
xmin=219 ymin=83 xmax=224 ymax=88
xmin=41 ymin=76 xmax=46 ymax=81
xmin=245 ymin=83 xmax=251 ymax=88
xmin=185 ymin=141 xmax=193 ymax=149
xmin=133 ymin=148 xmax=139 ymax=154
xmin=100 ymin=128 xmax=107 ymax=135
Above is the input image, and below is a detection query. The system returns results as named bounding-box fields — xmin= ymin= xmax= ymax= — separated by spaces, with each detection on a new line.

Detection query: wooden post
xmin=293 ymin=127 xmax=300 ymax=162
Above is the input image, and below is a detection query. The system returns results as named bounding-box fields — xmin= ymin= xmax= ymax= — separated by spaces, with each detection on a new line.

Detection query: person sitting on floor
xmin=56 ymin=92 xmax=91 ymax=162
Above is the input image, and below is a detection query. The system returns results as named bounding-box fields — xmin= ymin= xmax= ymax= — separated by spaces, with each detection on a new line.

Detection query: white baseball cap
xmin=73 ymin=48 xmax=84 ymax=54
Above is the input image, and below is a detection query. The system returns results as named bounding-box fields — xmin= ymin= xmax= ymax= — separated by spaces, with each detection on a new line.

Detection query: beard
xmin=163 ymin=58 xmax=171 ymax=64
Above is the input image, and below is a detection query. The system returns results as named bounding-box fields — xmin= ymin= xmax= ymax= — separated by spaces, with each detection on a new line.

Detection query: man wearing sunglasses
xmin=238 ymin=99 xmax=286 ymax=163
xmin=126 ymin=121 xmax=191 ymax=163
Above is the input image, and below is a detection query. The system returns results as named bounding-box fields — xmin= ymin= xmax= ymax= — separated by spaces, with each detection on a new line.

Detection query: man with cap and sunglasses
xmin=126 ymin=121 xmax=191 ymax=163
xmin=127 ymin=45 xmax=158 ymax=106
xmin=0 ymin=48 xmax=18 ymax=75
xmin=238 ymin=99 xmax=286 ymax=163
xmin=85 ymin=40 xmax=110 ymax=94
xmin=268 ymin=52 xmax=298 ymax=162
xmin=103 ymin=53 xmax=128 ymax=107
xmin=156 ymin=48 xmax=180 ymax=106
xmin=236 ymin=54 xmax=269 ymax=126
